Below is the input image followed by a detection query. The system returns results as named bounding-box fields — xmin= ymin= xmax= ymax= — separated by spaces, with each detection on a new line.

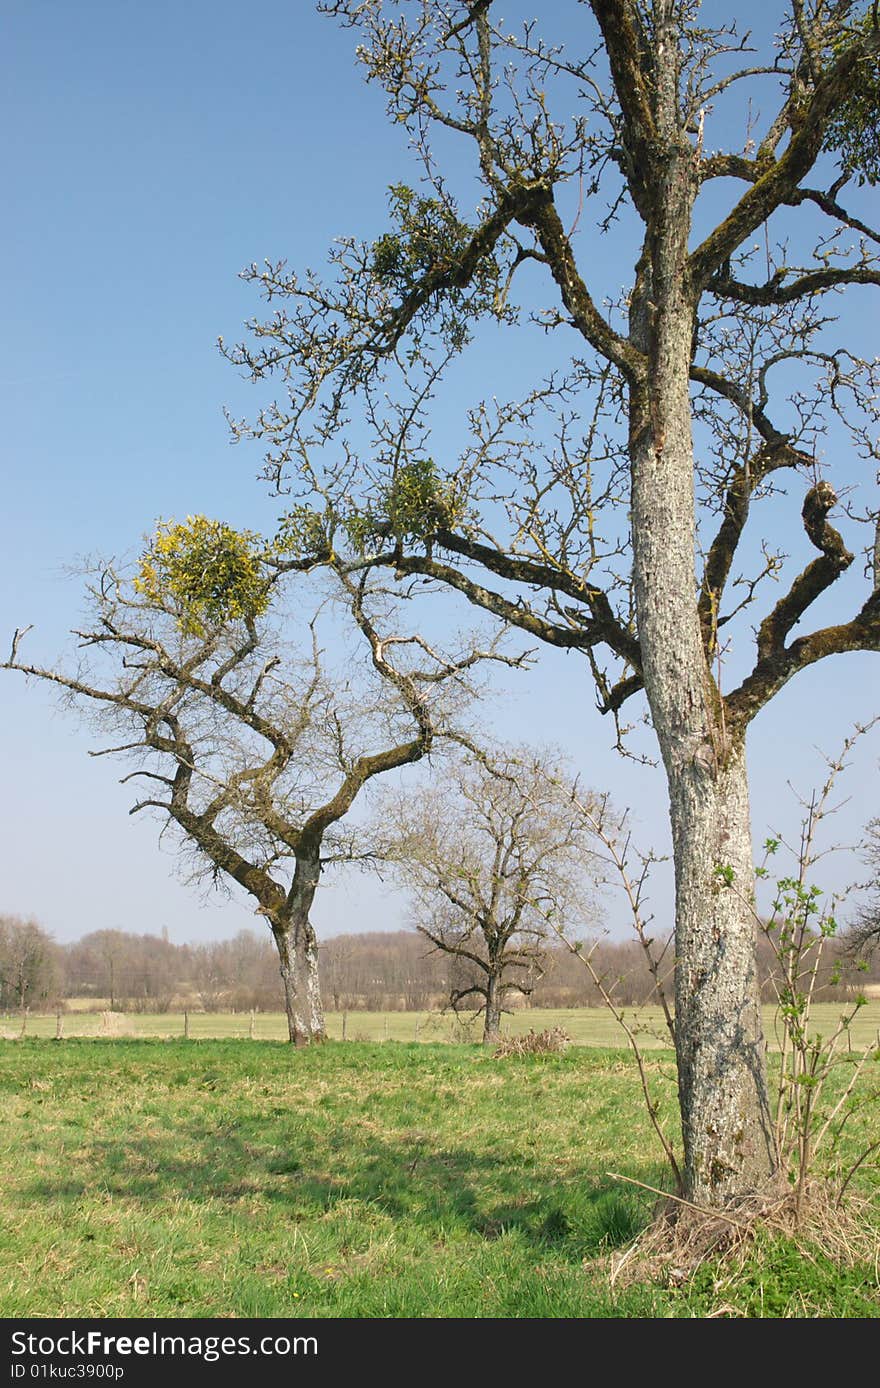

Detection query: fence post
xmin=342 ymin=1010 xmax=348 ymax=1042
xmin=184 ymin=1010 xmax=189 ymax=1040
xmin=55 ymin=1012 xmax=63 ymax=1040
xmin=249 ymin=1009 xmax=256 ymax=1040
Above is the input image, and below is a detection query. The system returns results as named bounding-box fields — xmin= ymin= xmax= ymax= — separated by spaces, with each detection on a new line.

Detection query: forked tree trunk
xmin=626 ymin=65 xmax=777 ymax=1199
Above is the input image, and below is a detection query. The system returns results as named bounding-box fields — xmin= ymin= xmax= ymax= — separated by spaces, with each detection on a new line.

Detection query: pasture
xmin=8 ymin=1001 xmax=880 ymax=1049
xmin=0 ymin=1037 xmax=877 ymax=1318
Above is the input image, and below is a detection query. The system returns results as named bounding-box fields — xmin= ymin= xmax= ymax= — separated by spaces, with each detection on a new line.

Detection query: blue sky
xmin=1 ymin=1 xmax=877 ymax=946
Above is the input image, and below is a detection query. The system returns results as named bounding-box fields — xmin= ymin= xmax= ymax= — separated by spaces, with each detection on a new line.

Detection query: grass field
xmin=0 ymin=1038 xmax=877 ymax=1318
xmin=6 ymin=1001 xmax=880 ymax=1049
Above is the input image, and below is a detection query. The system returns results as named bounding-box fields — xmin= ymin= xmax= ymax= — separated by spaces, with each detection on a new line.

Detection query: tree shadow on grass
xmin=21 ymin=1111 xmax=656 ymax=1258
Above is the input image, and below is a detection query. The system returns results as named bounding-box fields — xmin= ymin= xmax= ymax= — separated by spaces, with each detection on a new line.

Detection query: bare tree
xmin=60 ymin=929 xmax=181 ymax=1012
xmin=384 ymin=748 xmax=603 ymax=1042
xmin=847 ymin=816 xmax=880 ymax=958
xmin=186 ymin=930 xmax=280 ymax=1012
xmin=222 ymin=2 xmax=880 ymax=1202
xmin=4 ymin=535 xmax=522 ymax=1044
xmin=0 ymin=915 xmax=58 ymax=1017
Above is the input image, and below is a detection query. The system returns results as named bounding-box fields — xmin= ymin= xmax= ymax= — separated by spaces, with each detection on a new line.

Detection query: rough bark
xmin=629 ymin=302 xmax=777 ymax=1198
xmin=626 ymin=32 xmax=777 ymax=1203
xmin=483 ymin=971 xmax=503 ymax=1045
xmin=669 ymin=746 xmax=776 ymax=1201
xmin=271 ymin=849 xmax=326 ymax=1047
xmin=293 ymin=916 xmax=326 ymax=1043
xmin=273 ymin=925 xmax=301 ymax=1046
xmin=273 ymin=919 xmax=325 ymax=1047
xmin=632 ymin=364 xmax=778 ymax=1196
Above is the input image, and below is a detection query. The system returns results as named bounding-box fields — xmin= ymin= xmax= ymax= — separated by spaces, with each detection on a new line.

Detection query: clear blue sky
xmin=1 ymin=1 xmax=877 ymax=947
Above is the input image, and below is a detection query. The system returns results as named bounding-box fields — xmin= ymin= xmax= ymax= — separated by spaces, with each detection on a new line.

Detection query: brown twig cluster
xmin=606 ymin=1176 xmax=880 ymax=1295
xmin=492 ymin=1026 xmax=571 ymax=1057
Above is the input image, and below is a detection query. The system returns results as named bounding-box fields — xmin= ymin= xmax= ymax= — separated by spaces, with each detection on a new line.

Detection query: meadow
xmin=1 ymin=1036 xmax=877 ymax=1319
xmin=8 ymin=1001 xmax=880 ymax=1049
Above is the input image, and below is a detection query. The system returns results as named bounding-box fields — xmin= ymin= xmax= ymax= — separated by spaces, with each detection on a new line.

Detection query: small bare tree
xmin=4 ymin=520 xmax=522 ymax=1044
xmin=385 ymin=746 xmax=603 ymax=1042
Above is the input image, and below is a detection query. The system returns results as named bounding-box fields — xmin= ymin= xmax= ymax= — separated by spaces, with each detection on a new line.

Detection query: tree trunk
xmin=625 ymin=64 xmax=777 ymax=1200
xmin=483 ymin=972 xmax=503 ymax=1045
xmin=629 ymin=304 xmax=778 ymax=1200
xmin=293 ymin=915 xmax=325 ymax=1043
xmin=271 ymin=849 xmax=326 ymax=1046
xmin=273 ymin=921 xmax=325 ymax=1046
xmin=273 ymin=926 xmax=301 ymax=1045
xmin=668 ymin=745 xmax=777 ymax=1202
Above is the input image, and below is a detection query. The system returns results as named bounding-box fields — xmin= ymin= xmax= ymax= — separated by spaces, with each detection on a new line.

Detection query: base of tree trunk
xmin=290 ymin=1028 xmax=326 ymax=1047
xmin=604 ymin=1175 xmax=869 ymax=1293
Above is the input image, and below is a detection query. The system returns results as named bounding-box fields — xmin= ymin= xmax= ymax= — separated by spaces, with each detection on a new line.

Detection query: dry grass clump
xmin=493 ymin=1027 xmax=572 ymax=1057
xmin=98 ymin=1011 xmax=134 ymax=1037
xmin=608 ymin=1179 xmax=879 ymax=1298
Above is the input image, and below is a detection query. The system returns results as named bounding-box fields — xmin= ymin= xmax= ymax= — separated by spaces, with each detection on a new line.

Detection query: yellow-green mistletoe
xmin=135 ymin=516 xmax=271 ymax=634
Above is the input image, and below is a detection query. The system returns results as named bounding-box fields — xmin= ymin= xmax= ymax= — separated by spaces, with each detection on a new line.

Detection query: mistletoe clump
xmin=135 ymin=516 xmax=272 ymax=633
xmin=822 ymin=10 xmax=880 ymax=185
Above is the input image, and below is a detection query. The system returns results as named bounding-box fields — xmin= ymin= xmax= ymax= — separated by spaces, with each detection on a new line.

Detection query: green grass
xmin=0 ymin=1039 xmax=877 ymax=1318
xmin=8 ymin=1001 xmax=880 ymax=1049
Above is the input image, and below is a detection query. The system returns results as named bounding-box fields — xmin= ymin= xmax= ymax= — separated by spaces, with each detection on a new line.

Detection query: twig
xmin=837 ymin=1137 xmax=880 ymax=1205
xmin=605 ymin=1172 xmax=757 ymax=1231
xmin=5 ymin=625 xmax=33 ymax=665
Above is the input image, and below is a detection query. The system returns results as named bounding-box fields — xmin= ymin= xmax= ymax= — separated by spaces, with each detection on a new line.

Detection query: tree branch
xmin=690 ymin=32 xmax=880 ymax=288
xmin=755 ymin=481 xmax=854 ymax=665
xmin=711 ymin=264 xmax=880 ymax=306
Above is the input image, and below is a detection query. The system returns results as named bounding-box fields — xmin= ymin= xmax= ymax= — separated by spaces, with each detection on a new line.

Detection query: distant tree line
xmin=1 ymin=915 xmax=876 ymax=1017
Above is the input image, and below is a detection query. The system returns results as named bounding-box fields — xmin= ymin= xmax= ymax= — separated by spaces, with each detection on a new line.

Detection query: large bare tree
xmin=222 ymin=2 xmax=880 ymax=1199
xmin=4 ymin=526 xmax=520 ymax=1043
